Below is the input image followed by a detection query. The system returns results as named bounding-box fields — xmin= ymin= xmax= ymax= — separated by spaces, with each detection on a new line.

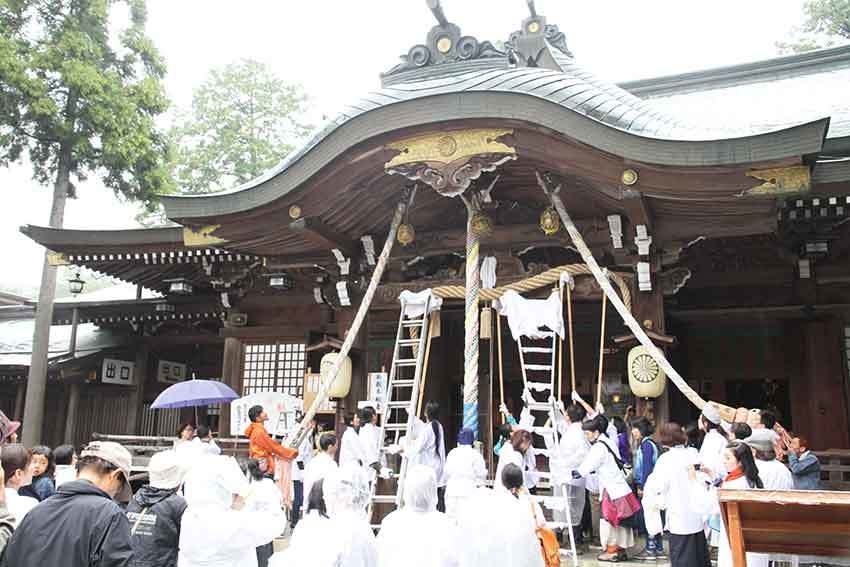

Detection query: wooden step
xmin=522 ymin=347 xmax=553 ymax=353
xmin=391 ymin=379 xmax=416 ymax=388
xmin=523 ymin=364 xmax=552 ymax=371
xmin=394 ymin=359 xmax=418 ymax=366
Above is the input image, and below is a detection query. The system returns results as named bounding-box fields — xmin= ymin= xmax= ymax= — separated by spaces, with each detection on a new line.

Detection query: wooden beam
xmin=219 ymin=325 xmax=310 ymax=340
xmin=289 ymin=217 xmax=356 ymax=257
xmin=622 ymin=189 xmax=653 ymax=231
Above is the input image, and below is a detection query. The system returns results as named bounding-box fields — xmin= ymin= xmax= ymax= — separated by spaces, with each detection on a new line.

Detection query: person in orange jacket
xmin=245 ymin=405 xmax=298 ymax=477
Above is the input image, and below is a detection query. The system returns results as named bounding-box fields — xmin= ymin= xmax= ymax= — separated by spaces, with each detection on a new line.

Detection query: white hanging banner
xmin=230 ymin=391 xmax=302 ymax=437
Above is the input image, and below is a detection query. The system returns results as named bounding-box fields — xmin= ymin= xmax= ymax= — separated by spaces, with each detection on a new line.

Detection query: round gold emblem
xmin=397 ymin=223 xmax=415 ymax=246
xmin=288 ymin=205 xmax=302 ymax=219
xmin=436 ymin=37 xmax=452 ymax=53
xmin=621 ymin=168 xmax=639 ymax=186
xmin=437 ymin=136 xmax=458 ymax=158
xmin=528 ymin=21 xmax=540 ymax=33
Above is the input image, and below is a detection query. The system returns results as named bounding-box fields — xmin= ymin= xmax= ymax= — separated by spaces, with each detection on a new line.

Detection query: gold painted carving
xmin=183 ymin=224 xmax=228 ymax=247
xmin=47 ymin=251 xmax=69 ymax=266
xmin=744 ymin=166 xmax=810 ymax=196
xmin=385 ymin=128 xmax=515 ymax=169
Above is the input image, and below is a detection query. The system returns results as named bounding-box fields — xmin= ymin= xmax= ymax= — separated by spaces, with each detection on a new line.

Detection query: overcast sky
xmin=0 ymin=0 xmax=809 ymax=294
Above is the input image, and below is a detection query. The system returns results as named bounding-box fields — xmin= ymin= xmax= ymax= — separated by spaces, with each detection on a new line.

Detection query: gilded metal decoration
xmin=436 ymin=36 xmax=452 ymax=53
xmin=744 ymin=166 xmax=811 ymax=196
xmin=385 ymin=129 xmax=517 ymax=197
xmin=527 ymin=21 xmax=540 ymax=33
xmin=183 ymin=224 xmax=227 ymax=247
xmin=621 ymin=168 xmax=639 ymax=186
xmin=539 ymin=206 xmax=560 ymax=235
xmin=288 ymin=205 xmax=302 ymax=219
xmin=628 ymin=345 xmax=667 ymax=398
xmin=397 ymin=223 xmax=416 ymax=246
xmin=470 ymin=212 xmax=494 ymax=236
xmin=46 ymin=251 xmax=70 ymax=266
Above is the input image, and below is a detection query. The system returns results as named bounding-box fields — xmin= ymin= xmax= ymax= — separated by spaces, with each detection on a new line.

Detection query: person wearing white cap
xmin=2 ymin=441 xmax=135 ymax=566
xmin=178 ymin=455 xmax=284 ymax=567
xmin=127 ymin=450 xmax=188 ymax=567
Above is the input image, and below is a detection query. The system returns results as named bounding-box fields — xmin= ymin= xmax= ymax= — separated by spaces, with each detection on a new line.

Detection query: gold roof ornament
xmin=621 ymin=168 xmax=639 ymax=186
xmin=539 ymin=206 xmax=560 ymax=235
xmin=397 ymin=223 xmax=416 ymax=246
xmin=183 ymin=224 xmax=227 ymax=247
xmin=744 ymin=166 xmax=811 ymax=196
xmin=288 ymin=205 xmax=302 ymax=219
xmin=470 ymin=212 xmax=494 ymax=236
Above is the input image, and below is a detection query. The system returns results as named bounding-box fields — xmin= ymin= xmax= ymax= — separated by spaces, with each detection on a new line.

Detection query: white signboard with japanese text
xmin=157 ymin=360 xmax=187 ymax=384
xmin=230 ymin=391 xmax=302 ymax=437
xmin=367 ymin=372 xmax=388 ymax=414
xmin=101 ymin=358 xmax=135 ymax=386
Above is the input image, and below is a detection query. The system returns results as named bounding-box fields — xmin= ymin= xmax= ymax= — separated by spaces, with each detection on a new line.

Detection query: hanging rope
xmin=566 ymin=279 xmax=576 ymax=392
xmin=537 ymin=172 xmax=708 ymax=412
xmin=432 ymin=264 xmax=632 ymax=313
xmin=497 ymin=314 xmax=506 ymax=424
xmin=286 ymin=186 xmax=417 ymax=449
xmin=596 ymin=293 xmax=608 ymax=406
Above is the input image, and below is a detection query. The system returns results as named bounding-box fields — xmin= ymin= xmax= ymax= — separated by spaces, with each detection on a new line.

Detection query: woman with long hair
xmin=495 ymin=429 xmax=536 ymax=492
xmin=405 ymin=401 xmax=447 ymax=511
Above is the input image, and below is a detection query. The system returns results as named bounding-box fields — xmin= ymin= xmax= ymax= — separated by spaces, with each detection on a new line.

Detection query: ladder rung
xmin=526 ymin=381 xmax=552 ymax=392
xmin=394 ymin=359 xmax=418 ymax=366
xmin=522 ymin=347 xmax=553 ymax=353
xmin=526 ymin=402 xmax=553 ymax=411
xmin=401 ymin=319 xmax=424 ymax=326
xmin=385 ymin=401 xmax=412 ymax=409
xmin=383 ymin=424 xmax=408 ymax=431
xmin=398 ymin=339 xmax=420 ymax=345
xmin=392 ymin=380 xmax=416 ymax=388
xmin=372 ymin=495 xmax=398 ymax=504
xmin=533 ymin=426 xmax=555 ymax=436
xmin=523 ymin=364 xmax=552 ymax=371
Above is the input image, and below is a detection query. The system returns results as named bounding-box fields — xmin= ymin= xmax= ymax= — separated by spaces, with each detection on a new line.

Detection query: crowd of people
xmin=0 ymin=392 xmax=828 ymax=567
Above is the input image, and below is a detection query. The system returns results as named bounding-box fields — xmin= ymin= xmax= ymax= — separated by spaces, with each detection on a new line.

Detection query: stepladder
xmin=515 ymin=329 xmax=579 ymax=566
xmin=366 ymin=293 xmax=433 ymax=525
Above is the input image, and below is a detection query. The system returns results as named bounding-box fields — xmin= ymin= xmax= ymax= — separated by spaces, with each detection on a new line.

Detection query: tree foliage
xmin=0 ymin=0 xmax=172 ymax=210
xmin=778 ymin=0 xmax=850 ymax=53
xmin=169 ymin=58 xmax=311 ymax=194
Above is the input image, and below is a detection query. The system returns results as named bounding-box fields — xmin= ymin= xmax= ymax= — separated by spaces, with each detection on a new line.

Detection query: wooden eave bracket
xmin=613 ymin=329 xmax=677 ymax=349
xmin=289 ymin=217 xmax=356 ymax=259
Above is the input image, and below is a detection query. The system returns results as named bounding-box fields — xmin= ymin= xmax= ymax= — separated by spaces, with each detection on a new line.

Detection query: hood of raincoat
xmin=403 ymin=465 xmax=437 ymax=512
xmin=133 ymin=485 xmax=180 ymax=508
xmin=324 ymin=462 xmax=371 ymax=516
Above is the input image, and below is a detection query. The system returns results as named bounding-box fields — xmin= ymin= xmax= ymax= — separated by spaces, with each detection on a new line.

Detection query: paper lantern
xmin=320 ymin=352 xmax=352 ymax=399
xmin=627 ymin=345 xmax=666 ymax=398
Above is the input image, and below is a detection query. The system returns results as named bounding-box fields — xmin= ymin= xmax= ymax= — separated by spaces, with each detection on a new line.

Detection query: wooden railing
xmin=818 ymin=450 xmax=850 ymax=491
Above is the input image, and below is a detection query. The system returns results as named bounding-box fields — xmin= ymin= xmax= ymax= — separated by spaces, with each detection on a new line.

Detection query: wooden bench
xmin=719 ymin=489 xmax=850 ymax=566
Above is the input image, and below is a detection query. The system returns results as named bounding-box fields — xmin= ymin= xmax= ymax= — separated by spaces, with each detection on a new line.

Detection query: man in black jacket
xmin=2 ymin=441 xmax=134 ymax=567
xmin=126 ymin=450 xmax=187 ymax=567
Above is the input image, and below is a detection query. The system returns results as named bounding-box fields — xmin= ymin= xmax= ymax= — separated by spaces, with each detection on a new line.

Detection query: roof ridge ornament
xmin=507 ymin=0 xmax=573 ymax=63
xmin=383 ymin=0 xmax=504 ymax=79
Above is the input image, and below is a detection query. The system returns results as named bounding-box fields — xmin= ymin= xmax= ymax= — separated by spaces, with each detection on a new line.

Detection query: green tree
xmin=169 ymin=58 xmax=311 ymax=194
xmin=0 ymin=0 xmax=171 ymax=444
xmin=778 ymin=0 xmax=850 ymax=53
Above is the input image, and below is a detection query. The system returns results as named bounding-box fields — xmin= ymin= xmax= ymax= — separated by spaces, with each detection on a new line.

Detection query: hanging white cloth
xmin=399 ymin=289 xmax=443 ymax=319
xmin=496 ymin=289 xmax=564 ymax=340
xmin=481 ymin=256 xmax=498 ymax=289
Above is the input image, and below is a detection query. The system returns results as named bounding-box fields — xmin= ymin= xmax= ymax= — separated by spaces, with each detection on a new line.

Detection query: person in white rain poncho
xmin=455 ymin=464 xmax=544 ymax=567
xmin=377 ymin=465 xmax=458 ymax=567
xmin=358 ymin=406 xmax=382 ymax=474
xmin=243 ymin=458 xmax=286 ymax=567
xmin=270 ymin=478 xmax=336 ymax=567
xmin=403 ymin=401 xmax=447 ymax=511
xmin=322 ymin=462 xmax=378 ymax=567
xmin=442 ymin=428 xmax=486 ymax=519
xmin=178 ymin=455 xmax=283 ymax=567
xmin=547 ymin=402 xmax=590 ymax=547
xmin=495 ymin=429 xmax=538 ymax=491
xmin=302 ymin=432 xmax=339 ymax=510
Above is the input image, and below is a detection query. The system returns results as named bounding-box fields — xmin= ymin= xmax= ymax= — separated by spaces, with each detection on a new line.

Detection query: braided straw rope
xmin=462 ymin=215 xmax=481 ymax=436
xmin=432 ymin=264 xmax=632 ymax=313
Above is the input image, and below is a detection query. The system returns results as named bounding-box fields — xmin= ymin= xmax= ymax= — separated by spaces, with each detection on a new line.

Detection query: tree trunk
xmin=22 ymin=144 xmax=71 ymax=446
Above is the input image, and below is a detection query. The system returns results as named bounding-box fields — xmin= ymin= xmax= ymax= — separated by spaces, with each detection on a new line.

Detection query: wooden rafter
xmin=289 ymin=217 xmax=356 ymax=257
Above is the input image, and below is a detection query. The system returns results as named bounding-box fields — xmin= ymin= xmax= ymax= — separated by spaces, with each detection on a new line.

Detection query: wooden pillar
xmin=63 ymin=383 xmax=81 ymax=445
xmin=632 ymin=282 xmax=670 ymax=425
xmin=791 ymin=317 xmax=850 ymax=450
xmin=126 ymin=345 xmax=149 ymax=434
xmin=218 ymin=336 xmax=243 ymax=436
xmin=14 ymin=383 xmax=26 ymax=421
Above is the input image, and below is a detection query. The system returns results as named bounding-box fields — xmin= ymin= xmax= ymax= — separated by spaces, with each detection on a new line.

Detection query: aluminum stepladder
xmin=366 ymin=293 xmax=432 ymax=526
xmin=514 ymin=291 xmax=578 ymax=566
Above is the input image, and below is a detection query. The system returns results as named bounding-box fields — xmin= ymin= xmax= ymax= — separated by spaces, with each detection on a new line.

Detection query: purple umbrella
xmin=151 ymin=379 xmax=239 ymax=409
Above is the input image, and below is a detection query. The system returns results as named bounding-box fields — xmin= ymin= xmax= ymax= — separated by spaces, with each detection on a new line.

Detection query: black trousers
xmin=669 ymin=531 xmax=711 ymax=567
xmin=256 ymin=542 xmax=274 ymax=567
xmin=291 ymin=479 xmax=304 ymax=527
xmin=437 ymin=486 xmax=446 ymax=513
